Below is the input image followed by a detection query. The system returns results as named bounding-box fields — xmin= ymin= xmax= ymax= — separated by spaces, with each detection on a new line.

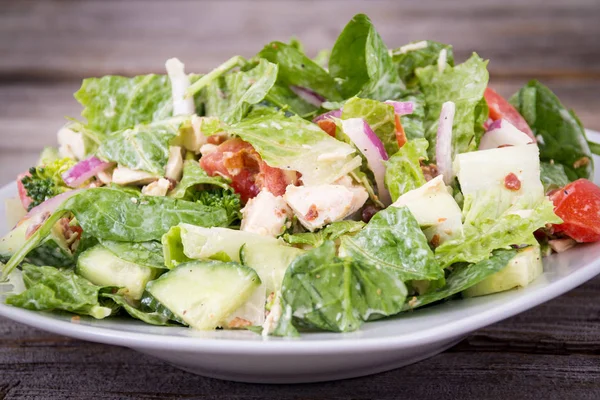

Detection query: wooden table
xmin=1 ymin=1 xmax=600 ymax=398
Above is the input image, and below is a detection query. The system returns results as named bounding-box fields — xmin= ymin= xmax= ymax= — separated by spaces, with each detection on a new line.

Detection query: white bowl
xmin=1 ymin=131 xmax=600 ymax=384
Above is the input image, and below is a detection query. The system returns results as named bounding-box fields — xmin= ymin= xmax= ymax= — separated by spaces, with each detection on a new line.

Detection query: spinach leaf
xmin=258 ymin=41 xmax=342 ymax=101
xmin=391 ymin=40 xmax=454 ymax=88
xmin=341 ymin=207 xmax=443 ymax=281
xmin=5 ymin=264 xmax=114 ymax=319
xmin=97 ymin=117 xmax=187 ymax=174
xmin=102 ymin=293 xmax=173 ymax=326
xmin=276 ymin=241 xmax=408 ymax=334
xmin=74 ymin=74 xmax=174 ymax=134
xmin=203 ymin=59 xmax=278 ymax=123
xmin=283 ymin=220 xmax=365 ymax=248
xmin=329 ymin=14 xmax=404 ymax=101
xmin=169 ymin=160 xmax=231 ymax=200
xmin=416 ymin=54 xmax=489 ymax=159
xmin=404 ymin=249 xmax=517 ymax=310
xmin=384 ymin=138 xmax=428 ymax=202
xmin=99 ymin=240 xmax=166 ymax=269
xmin=510 ymin=80 xmax=593 ymax=180
xmin=540 ymin=162 xmax=570 ymax=193
xmin=341 ymin=97 xmax=398 ymax=155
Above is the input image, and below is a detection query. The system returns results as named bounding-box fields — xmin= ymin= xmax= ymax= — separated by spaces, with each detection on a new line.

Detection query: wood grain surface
xmin=1 ymin=0 xmax=600 ymax=398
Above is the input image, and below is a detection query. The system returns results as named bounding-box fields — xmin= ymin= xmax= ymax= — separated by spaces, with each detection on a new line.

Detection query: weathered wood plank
xmin=1 ymin=0 xmax=599 ymax=80
xmin=1 ymin=78 xmax=599 ymax=186
xmin=0 ymin=277 xmax=599 ymax=398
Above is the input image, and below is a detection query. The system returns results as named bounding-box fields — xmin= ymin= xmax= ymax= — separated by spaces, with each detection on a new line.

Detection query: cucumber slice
xmin=77 ymin=245 xmax=158 ymax=300
xmin=145 ymin=260 xmax=261 ymax=330
xmin=463 ymin=245 xmax=542 ymax=297
xmin=140 ymin=291 xmax=187 ymax=325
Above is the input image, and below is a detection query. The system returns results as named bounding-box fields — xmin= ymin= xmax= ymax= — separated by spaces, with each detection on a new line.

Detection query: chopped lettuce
xmin=341 ymin=97 xmax=398 ymax=155
xmin=391 ymin=40 xmax=454 ymax=88
xmin=416 ymin=54 xmax=489 ymax=159
xmin=540 ymin=162 xmax=570 ymax=193
xmin=283 ymin=220 xmax=365 ymax=248
xmin=98 ymin=116 xmax=187 ymax=174
xmin=169 ymin=160 xmax=231 ymax=200
xmin=510 ymin=80 xmax=593 ymax=180
xmin=340 ymin=206 xmax=443 ymax=281
xmin=329 ymin=14 xmax=404 ymax=101
xmin=384 ymin=138 xmax=428 ymax=201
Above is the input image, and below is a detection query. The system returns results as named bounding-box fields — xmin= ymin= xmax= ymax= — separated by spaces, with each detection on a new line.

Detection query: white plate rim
xmin=1 ymin=131 xmax=600 ymax=355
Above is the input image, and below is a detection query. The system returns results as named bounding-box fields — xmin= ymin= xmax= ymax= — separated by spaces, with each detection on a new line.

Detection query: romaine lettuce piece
xmin=391 ymin=40 xmax=454 ymax=88
xmin=510 ymin=80 xmax=594 ymax=180
xmin=275 ymin=241 xmax=408 ymax=334
xmin=416 ymin=54 xmax=489 ymax=159
xmin=341 ymin=97 xmax=398 ymax=155
xmin=385 ymin=138 xmax=428 ymax=201
xmin=340 ymin=206 xmax=443 ymax=282
xmin=329 ymin=14 xmax=404 ymax=101
xmin=283 ymin=220 xmax=365 ymax=248
xmin=168 ymin=159 xmax=231 ymax=200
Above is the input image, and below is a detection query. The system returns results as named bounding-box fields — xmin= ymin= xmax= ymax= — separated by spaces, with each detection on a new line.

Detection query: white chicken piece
xmin=141 ymin=178 xmax=171 ymax=197
xmin=181 ymin=115 xmax=217 ymax=153
xmin=241 ymin=190 xmax=292 ymax=237
xmin=165 ymin=146 xmax=184 ymax=181
xmin=112 ymin=166 xmax=158 ymax=186
xmin=200 ymin=143 xmax=218 ymax=157
xmin=284 ymin=179 xmax=368 ymax=232
xmin=57 ymin=125 xmax=86 ymax=160
xmin=165 ymin=58 xmax=195 ymax=116
xmin=96 ymin=168 xmax=114 ymax=185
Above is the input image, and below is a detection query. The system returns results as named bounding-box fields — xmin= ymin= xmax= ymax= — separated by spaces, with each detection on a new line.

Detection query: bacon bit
xmin=25 ymin=211 xmax=51 ymax=239
xmin=228 ymin=317 xmax=252 ymax=329
xmin=394 ymin=115 xmax=407 ymax=148
xmin=165 ymin=177 xmax=178 ymax=190
xmin=317 ymin=119 xmax=337 ymax=137
xmin=504 ymin=172 xmax=521 ymax=191
xmin=437 ymin=217 xmax=447 ymax=223
xmin=408 ymin=296 xmax=418 ymax=308
xmin=305 ymin=204 xmax=319 ymax=221
xmin=573 ymin=156 xmax=590 ymax=169
xmin=207 ymin=135 xmax=226 ymax=145
xmin=549 ymin=238 xmax=577 ymax=253
xmin=430 ymin=234 xmax=441 ymax=248
xmin=420 ymin=162 xmax=439 ymax=182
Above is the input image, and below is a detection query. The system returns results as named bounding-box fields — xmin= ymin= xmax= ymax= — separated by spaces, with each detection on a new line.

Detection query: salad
xmin=2 ymin=14 xmax=600 ymax=337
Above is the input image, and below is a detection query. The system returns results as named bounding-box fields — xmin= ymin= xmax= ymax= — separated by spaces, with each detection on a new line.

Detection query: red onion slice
xmin=313 ymin=109 xmax=342 ymax=123
xmin=384 ymin=100 xmax=414 ymax=116
xmin=62 ymin=156 xmax=114 ymax=188
xmin=23 ymin=189 xmax=83 ymax=221
xmin=479 ymin=119 xmax=534 ymax=150
xmin=436 ymin=101 xmax=456 ymax=185
xmin=290 ymin=85 xmax=325 ymax=107
xmin=341 ymin=118 xmax=391 ymax=205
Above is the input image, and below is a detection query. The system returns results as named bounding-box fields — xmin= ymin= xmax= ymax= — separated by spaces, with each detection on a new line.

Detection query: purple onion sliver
xmin=487 ymin=118 xmax=503 ymax=132
xmin=290 ymin=85 xmax=325 ymax=107
xmin=24 ymin=189 xmax=83 ymax=220
xmin=384 ymin=100 xmax=414 ymax=116
xmin=313 ymin=109 xmax=342 ymax=123
xmin=62 ymin=156 xmax=114 ymax=188
xmin=362 ymin=120 xmax=389 ymax=161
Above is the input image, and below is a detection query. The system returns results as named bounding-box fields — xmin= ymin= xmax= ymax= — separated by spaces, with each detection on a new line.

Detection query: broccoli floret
xmin=194 ymin=189 xmax=242 ymax=226
xmin=21 ymin=157 xmax=76 ymax=211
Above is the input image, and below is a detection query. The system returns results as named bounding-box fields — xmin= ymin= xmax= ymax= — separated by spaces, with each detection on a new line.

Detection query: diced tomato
xmin=16 ymin=172 xmax=33 ymax=211
xmin=484 ymin=87 xmax=535 ymax=141
xmin=394 ymin=114 xmax=407 ymax=148
xmin=550 ymin=179 xmax=600 ymax=243
xmin=317 ymin=119 xmax=337 ymax=138
xmin=200 ymin=138 xmax=296 ymax=202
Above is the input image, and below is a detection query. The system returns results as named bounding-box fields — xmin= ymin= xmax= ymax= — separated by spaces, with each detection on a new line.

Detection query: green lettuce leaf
xmin=283 ymin=220 xmax=365 ymax=248
xmin=169 ymin=160 xmax=231 ymax=200
xmin=98 ymin=240 xmax=166 ymax=270
xmin=384 ymin=138 xmax=428 ymax=201
xmin=404 ymin=249 xmax=518 ymax=310
xmin=540 ymin=162 xmax=570 ymax=193
xmin=391 ymin=40 xmax=454 ymax=88
xmin=276 ymin=241 xmax=408 ymax=334
xmin=102 ymin=293 xmax=173 ymax=326
xmin=341 ymin=207 xmax=443 ymax=281
xmin=97 ymin=117 xmax=187 ymax=174
xmin=74 ymin=75 xmax=174 ymax=134
xmin=435 ymin=195 xmax=561 ymax=268
xmin=203 ymin=59 xmax=278 ymax=124
xmin=329 ymin=14 xmax=404 ymax=101
xmin=341 ymin=97 xmax=398 ymax=155
xmin=416 ymin=54 xmax=489 ymax=159
xmin=258 ymin=41 xmax=342 ymax=101
xmin=510 ymin=80 xmax=594 ymax=180
xmin=6 ymin=264 xmax=114 ymax=319
xmin=219 ymin=113 xmax=362 ymax=186
xmin=263 ymin=84 xmax=318 ymax=117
